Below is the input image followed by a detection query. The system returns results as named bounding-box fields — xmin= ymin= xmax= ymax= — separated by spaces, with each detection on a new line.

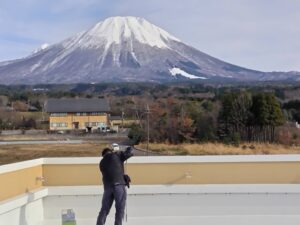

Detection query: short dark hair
xmin=102 ymin=148 xmax=112 ymax=156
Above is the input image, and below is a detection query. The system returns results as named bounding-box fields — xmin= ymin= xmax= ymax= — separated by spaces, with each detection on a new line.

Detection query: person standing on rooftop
xmin=96 ymin=146 xmax=134 ymax=225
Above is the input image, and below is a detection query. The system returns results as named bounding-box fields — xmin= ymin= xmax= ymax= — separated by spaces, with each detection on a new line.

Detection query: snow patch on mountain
xmin=169 ymin=67 xmax=207 ymax=79
xmin=131 ymin=52 xmax=138 ymax=62
xmin=33 ymin=43 xmax=49 ymax=54
xmin=30 ymin=62 xmax=41 ymax=72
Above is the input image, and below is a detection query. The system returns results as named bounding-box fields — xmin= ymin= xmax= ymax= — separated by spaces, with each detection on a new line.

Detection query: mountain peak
xmin=85 ymin=16 xmax=180 ymax=49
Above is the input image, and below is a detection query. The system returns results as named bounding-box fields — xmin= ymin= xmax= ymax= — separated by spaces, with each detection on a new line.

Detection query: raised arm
xmin=119 ymin=146 xmax=134 ymax=162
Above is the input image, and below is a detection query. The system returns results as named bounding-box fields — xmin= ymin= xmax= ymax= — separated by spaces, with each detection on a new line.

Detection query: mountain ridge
xmin=0 ymin=16 xmax=299 ymax=84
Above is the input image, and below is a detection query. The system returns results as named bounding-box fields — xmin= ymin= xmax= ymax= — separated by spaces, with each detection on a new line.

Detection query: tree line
xmin=0 ymin=84 xmax=297 ymax=145
xmin=218 ymin=92 xmax=284 ymax=143
xmin=128 ymin=92 xmax=285 ymax=145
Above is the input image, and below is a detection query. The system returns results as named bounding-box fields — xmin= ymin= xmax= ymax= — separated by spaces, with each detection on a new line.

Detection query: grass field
xmin=2 ymin=141 xmax=300 ymax=165
xmin=137 ymin=143 xmax=300 ymax=155
xmin=0 ymin=143 xmax=108 ymax=165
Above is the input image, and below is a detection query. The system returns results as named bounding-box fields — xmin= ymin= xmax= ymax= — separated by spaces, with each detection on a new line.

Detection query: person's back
xmin=100 ymin=151 xmax=126 ymax=187
xmin=96 ymin=146 xmax=134 ymax=225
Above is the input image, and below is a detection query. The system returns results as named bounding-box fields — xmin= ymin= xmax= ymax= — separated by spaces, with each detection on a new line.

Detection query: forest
xmin=1 ymin=82 xmax=300 ymax=145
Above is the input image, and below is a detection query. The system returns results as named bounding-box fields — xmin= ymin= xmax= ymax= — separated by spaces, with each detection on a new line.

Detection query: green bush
xmin=128 ymin=124 xmax=145 ymax=145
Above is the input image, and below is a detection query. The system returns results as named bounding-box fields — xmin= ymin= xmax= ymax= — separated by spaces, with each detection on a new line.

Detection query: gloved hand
xmin=126 ymin=146 xmax=134 ymax=157
xmin=124 ymin=174 xmax=131 ymax=188
xmin=126 ymin=146 xmax=134 ymax=153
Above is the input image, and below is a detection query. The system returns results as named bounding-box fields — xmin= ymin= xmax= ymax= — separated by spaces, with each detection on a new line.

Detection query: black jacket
xmin=100 ymin=147 xmax=133 ymax=188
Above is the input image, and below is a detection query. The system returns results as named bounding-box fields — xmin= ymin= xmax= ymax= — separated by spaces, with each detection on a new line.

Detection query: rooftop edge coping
xmin=2 ymin=155 xmax=300 ymax=174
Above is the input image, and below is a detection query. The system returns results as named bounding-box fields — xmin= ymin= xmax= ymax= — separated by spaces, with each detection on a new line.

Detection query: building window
xmin=85 ymin=122 xmax=98 ymax=127
xmin=76 ymin=112 xmax=87 ymax=116
xmin=51 ymin=113 xmax=67 ymax=117
xmin=75 ymin=112 xmax=106 ymax=116
xmin=97 ymin=122 xmax=106 ymax=128
xmin=50 ymin=122 xmax=67 ymax=127
xmin=90 ymin=112 xmax=106 ymax=116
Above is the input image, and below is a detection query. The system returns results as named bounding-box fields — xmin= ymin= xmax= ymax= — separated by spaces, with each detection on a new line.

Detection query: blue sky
xmin=0 ymin=0 xmax=299 ymax=72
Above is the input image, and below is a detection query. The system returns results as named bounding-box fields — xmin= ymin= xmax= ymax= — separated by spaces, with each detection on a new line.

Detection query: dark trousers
xmin=96 ymin=185 xmax=127 ymax=225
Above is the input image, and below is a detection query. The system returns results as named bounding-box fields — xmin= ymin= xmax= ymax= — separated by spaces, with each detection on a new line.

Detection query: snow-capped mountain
xmin=0 ymin=16 xmax=299 ymax=84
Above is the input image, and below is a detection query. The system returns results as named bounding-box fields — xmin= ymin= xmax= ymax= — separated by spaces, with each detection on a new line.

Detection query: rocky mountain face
xmin=0 ymin=16 xmax=299 ymax=84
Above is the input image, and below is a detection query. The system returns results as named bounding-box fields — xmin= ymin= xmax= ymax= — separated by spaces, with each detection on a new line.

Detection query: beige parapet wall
xmin=43 ymin=160 xmax=300 ymax=186
xmin=2 ymin=155 xmax=300 ymax=201
xmin=0 ymin=159 xmax=43 ymax=201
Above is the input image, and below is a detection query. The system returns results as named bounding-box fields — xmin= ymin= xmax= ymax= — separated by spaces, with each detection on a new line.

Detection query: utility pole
xmin=121 ymin=109 xmax=124 ymax=132
xmin=42 ymin=102 xmax=45 ymax=122
xmin=146 ymin=104 xmax=150 ymax=153
xmin=133 ymin=104 xmax=143 ymax=129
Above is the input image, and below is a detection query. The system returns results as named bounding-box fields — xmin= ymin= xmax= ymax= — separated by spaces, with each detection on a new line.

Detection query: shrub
xmin=128 ymin=124 xmax=145 ymax=145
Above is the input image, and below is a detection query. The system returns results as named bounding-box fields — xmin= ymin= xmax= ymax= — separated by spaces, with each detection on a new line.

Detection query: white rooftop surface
xmin=1 ymin=185 xmax=300 ymax=225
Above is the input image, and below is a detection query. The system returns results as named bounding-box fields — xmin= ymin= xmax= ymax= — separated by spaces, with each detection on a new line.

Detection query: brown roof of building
xmin=45 ymin=98 xmax=110 ymax=113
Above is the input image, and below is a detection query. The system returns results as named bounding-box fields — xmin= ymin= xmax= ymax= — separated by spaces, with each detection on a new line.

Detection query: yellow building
xmin=45 ymin=98 xmax=110 ymax=131
xmin=110 ymin=116 xmax=140 ymax=127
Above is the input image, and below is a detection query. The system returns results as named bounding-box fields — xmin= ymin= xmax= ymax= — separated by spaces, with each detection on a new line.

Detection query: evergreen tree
xmin=251 ymin=93 xmax=284 ymax=142
xmin=128 ymin=124 xmax=145 ymax=145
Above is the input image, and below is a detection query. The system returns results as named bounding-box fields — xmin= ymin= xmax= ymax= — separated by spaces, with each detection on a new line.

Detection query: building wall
xmin=123 ymin=119 xmax=140 ymax=126
xmin=110 ymin=119 xmax=122 ymax=127
xmin=110 ymin=119 xmax=140 ymax=128
xmin=42 ymin=161 xmax=300 ymax=186
xmin=2 ymin=156 xmax=300 ymax=202
xmin=0 ymin=165 xmax=43 ymax=201
xmin=43 ymin=164 xmax=100 ymax=186
xmin=49 ymin=113 xmax=108 ymax=130
xmin=0 ymin=198 xmax=44 ymax=225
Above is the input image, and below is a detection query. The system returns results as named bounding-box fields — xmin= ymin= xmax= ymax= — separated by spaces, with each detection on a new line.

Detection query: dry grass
xmin=0 ymin=143 xmax=108 ymax=165
xmin=2 ymin=141 xmax=300 ymax=166
xmin=137 ymin=142 xmax=300 ymax=155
